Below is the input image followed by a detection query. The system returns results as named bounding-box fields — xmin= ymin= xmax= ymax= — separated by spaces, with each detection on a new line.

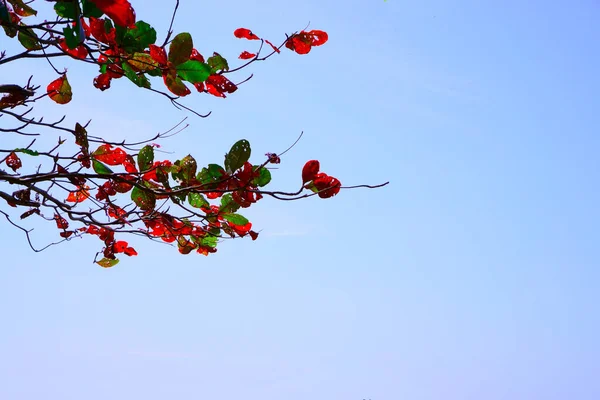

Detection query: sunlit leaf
xmin=222 ymin=213 xmax=249 ymax=226
xmin=47 ymin=75 xmax=72 ymax=104
xmin=92 ymin=159 xmax=113 ymax=174
xmin=97 ymin=257 xmax=119 ymax=268
xmin=188 ymin=192 xmax=209 ymax=209
xmin=176 ymin=60 xmax=211 ymax=84
xmin=252 ymin=166 xmax=271 ymax=187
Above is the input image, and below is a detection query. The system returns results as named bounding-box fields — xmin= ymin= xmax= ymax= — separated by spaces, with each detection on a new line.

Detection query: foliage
xmin=0 ymin=0 xmax=386 ymax=267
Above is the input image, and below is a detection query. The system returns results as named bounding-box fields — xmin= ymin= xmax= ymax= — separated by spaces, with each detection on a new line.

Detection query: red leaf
xmin=88 ymin=0 xmax=136 ymax=28
xmin=88 ymin=17 xmax=116 ymax=44
xmin=238 ymin=51 xmax=256 ymax=60
xmin=149 ymin=44 xmax=167 ymax=65
xmin=124 ymin=247 xmax=138 ymax=256
xmin=205 ymin=75 xmax=237 ymax=98
xmin=60 ymin=231 xmax=74 ymax=238
xmin=249 ymin=230 xmax=259 ymax=240
xmin=47 ymin=75 xmax=72 ymax=104
xmin=302 ymin=160 xmax=320 ymax=183
xmin=5 ymin=152 xmax=22 ymax=172
xmin=93 ymin=144 xmax=127 ymax=165
xmin=54 ymin=214 xmax=69 ymax=229
xmin=59 ymin=39 xmax=88 ymax=59
xmin=234 ymin=28 xmax=259 ymax=40
xmin=313 ymin=173 xmax=341 ymax=198
xmin=66 ymin=186 xmax=90 ymax=203
xmin=307 ymin=30 xmax=328 ymax=46
xmin=93 ymin=73 xmax=112 ymax=91
xmin=190 ymin=48 xmax=205 ymax=63
xmin=264 ymin=39 xmax=281 ymax=54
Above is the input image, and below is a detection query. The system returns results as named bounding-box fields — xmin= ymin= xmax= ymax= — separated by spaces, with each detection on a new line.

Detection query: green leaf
xmin=122 ymin=62 xmax=150 ymax=88
xmin=137 ymin=145 xmax=154 ymax=172
xmin=119 ymin=21 xmax=157 ymax=52
xmin=14 ymin=148 xmax=39 ymax=156
xmin=197 ymin=164 xmax=226 ymax=189
xmin=81 ymin=0 xmax=103 ymax=18
xmin=63 ymin=26 xmax=80 ymax=50
xmin=176 ymin=60 xmax=211 ymax=84
xmin=131 ymin=185 xmax=156 ymax=211
xmin=207 ymin=52 xmax=229 ymax=73
xmin=168 ymin=32 xmax=192 ymax=66
xmin=92 ymin=159 xmax=113 ymax=175
xmin=224 ymin=139 xmax=251 ymax=173
xmin=222 ymin=213 xmax=249 ymax=226
xmin=220 ymin=194 xmax=240 ymax=214
xmin=252 ymin=166 xmax=271 ymax=187
xmin=200 ymin=235 xmax=218 ymax=248
xmin=188 ymin=192 xmax=209 ymax=209
xmin=18 ymin=28 xmax=41 ymax=50
xmin=180 ymin=155 xmax=197 ymax=183
xmin=97 ymin=258 xmax=119 ymax=268
xmin=0 ymin=2 xmax=10 ymax=23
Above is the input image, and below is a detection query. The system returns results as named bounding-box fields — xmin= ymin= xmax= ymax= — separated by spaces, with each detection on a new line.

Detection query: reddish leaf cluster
xmin=302 ymin=160 xmax=341 ymax=198
xmin=285 ymin=30 xmax=328 ymax=55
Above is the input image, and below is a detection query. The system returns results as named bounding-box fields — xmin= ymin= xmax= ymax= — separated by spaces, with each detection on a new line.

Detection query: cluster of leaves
xmin=0 ymin=0 xmax=329 ymax=105
xmin=0 ymin=0 xmax=385 ymax=267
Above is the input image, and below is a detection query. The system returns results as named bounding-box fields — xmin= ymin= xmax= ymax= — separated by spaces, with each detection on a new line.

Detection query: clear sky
xmin=1 ymin=0 xmax=599 ymax=399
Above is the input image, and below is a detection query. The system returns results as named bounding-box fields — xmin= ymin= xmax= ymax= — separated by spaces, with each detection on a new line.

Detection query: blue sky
xmin=1 ymin=0 xmax=599 ymax=399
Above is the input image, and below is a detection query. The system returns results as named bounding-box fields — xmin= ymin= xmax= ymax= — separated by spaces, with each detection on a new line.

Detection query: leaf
xmin=176 ymin=60 xmax=211 ymax=84
xmin=302 ymin=160 xmax=320 ymax=183
xmin=18 ymin=28 xmax=41 ymax=50
xmin=131 ymin=185 xmax=156 ymax=210
xmin=119 ymin=20 xmax=157 ymax=52
xmin=54 ymin=1 xmax=102 ymax=18
xmin=222 ymin=213 xmax=249 ymax=226
xmin=224 ymin=139 xmax=251 ymax=173
xmin=207 ymin=52 xmax=229 ymax=73
xmin=97 ymin=257 xmax=119 ymax=268
xmin=188 ymin=192 xmax=209 ymax=209
xmin=180 ymin=155 xmax=197 ymax=182
xmin=5 ymin=152 xmax=22 ymax=172
xmin=10 ymin=0 xmax=37 ymax=17
xmin=197 ymin=164 xmax=226 ymax=188
xmin=74 ymin=123 xmax=89 ymax=148
xmin=168 ymin=32 xmax=193 ymax=66
xmin=200 ymin=235 xmax=218 ymax=248
xmin=234 ymin=28 xmax=259 ymax=40
xmin=127 ymin=52 xmax=158 ymax=71
xmin=220 ymin=194 xmax=240 ymax=214
xmin=92 ymin=159 xmax=113 ymax=174
xmin=252 ymin=166 xmax=271 ymax=187
xmin=137 ymin=145 xmax=154 ymax=171
xmin=238 ymin=51 xmax=256 ymax=60
xmin=14 ymin=148 xmax=39 ymax=156
xmin=121 ymin=62 xmax=150 ymax=88
xmin=63 ymin=25 xmax=80 ymax=50
xmin=89 ymin=0 xmax=136 ymax=28
xmin=93 ymin=144 xmax=127 ymax=165
xmin=47 ymin=75 xmax=72 ymax=104
xmin=163 ymin=70 xmax=190 ymax=97
xmin=66 ymin=186 xmax=90 ymax=203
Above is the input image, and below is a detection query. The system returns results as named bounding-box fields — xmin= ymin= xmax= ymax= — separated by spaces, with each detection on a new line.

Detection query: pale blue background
xmin=1 ymin=0 xmax=599 ymax=399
